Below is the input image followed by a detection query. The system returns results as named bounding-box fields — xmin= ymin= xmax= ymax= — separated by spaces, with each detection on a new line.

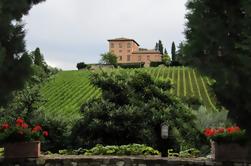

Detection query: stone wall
xmin=0 ymin=156 xmax=250 ymax=166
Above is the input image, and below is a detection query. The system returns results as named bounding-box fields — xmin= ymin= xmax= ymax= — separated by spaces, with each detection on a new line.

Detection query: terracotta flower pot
xmin=211 ymin=141 xmax=249 ymax=162
xmin=4 ymin=141 xmax=40 ymax=158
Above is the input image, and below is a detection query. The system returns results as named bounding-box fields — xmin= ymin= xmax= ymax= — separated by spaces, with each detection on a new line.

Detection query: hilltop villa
xmin=108 ymin=37 xmax=162 ymax=67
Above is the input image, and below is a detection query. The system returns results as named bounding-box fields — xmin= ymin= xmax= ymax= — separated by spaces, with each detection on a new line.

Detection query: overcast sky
xmin=23 ymin=0 xmax=187 ymax=70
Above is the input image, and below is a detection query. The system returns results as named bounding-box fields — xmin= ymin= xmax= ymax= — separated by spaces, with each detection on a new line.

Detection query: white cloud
xmin=24 ymin=0 xmax=187 ymax=70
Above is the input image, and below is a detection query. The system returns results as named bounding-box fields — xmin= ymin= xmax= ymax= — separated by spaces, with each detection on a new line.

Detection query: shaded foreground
xmin=0 ymin=155 xmax=250 ymax=166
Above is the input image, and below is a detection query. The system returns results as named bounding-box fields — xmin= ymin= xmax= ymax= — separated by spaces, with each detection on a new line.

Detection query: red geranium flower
xmin=216 ymin=128 xmax=225 ymax=134
xmin=16 ymin=117 xmax=24 ymax=124
xmin=43 ymin=131 xmax=49 ymax=137
xmin=32 ymin=125 xmax=42 ymax=132
xmin=2 ymin=122 xmax=10 ymax=129
xmin=204 ymin=128 xmax=216 ymax=137
xmin=227 ymin=126 xmax=240 ymax=133
xmin=21 ymin=123 xmax=28 ymax=129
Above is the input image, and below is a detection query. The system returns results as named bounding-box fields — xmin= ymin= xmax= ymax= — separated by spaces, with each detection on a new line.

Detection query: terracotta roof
xmin=132 ymin=50 xmax=161 ymax=54
xmin=108 ymin=37 xmax=140 ymax=46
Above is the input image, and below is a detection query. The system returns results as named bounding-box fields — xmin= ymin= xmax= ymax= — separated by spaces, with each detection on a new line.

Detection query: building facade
xmin=108 ymin=38 xmax=162 ymax=66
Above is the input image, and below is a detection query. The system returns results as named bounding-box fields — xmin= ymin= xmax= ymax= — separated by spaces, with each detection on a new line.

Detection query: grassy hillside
xmin=40 ymin=67 xmax=216 ymax=123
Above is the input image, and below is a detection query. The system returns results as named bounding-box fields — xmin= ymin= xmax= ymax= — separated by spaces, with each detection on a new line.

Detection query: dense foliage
xmin=193 ymin=107 xmax=231 ymax=132
xmin=58 ymin=144 xmax=160 ymax=156
xmin=71 ymin=71 xmax=203 ymax=151
xmin=0 ymin=0 xmax=45 ymax=106
xmin=149 ymin=61 xmax=164 ymax=67
xmin=76 ymin=62 xmax=88 ymax=70
xmin=100 ymin=52 xmax=118 ymax=67
xmin=185 ymin=0 xmax=251 ymax=136
xmin=40 ymin=68 xmax=216 ymax=123
xmin=0 ymin=48 xmax=61 ymax=150
xmin=162 ymin=54 xmax=171 ymax=66
xmin=0 ymin=48 xmax=59 ymax=124
xmin=118 ymin=62 xmax=144 ymax=68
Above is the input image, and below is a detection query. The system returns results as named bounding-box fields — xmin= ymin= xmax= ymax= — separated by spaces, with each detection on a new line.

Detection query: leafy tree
xmin=162 ymin=54 xmax=171 ymax=66
xmin=0 ymin=84 xmax=45 ymax=124
xmin=100 ymin=52 xmax=118 ymax=67
xmin=0 ymin=0 xmax=45 ymax=106
xmin=76 ymin=62 xmax=87 ymax=70
xmin=171 ymin=42 xmax=176 ymax=61
xmin=71 ymin=71 xmax=203 ymax=151
xmin=185 ymin=0 xmax=251 ymax=136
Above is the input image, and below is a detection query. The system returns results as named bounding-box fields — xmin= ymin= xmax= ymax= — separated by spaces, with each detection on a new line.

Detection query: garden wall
xmin=0 ymin=156 xmax=250 ymax=166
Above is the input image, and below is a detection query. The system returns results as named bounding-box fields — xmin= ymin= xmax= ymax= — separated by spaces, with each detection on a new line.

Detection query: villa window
xmin=128 ymin=50 xmax=130 ymax=53
xmin=119 ymin=56 xmax=122 ymax=61
xmin=111 ymin=43 xmax=114 ymax=48
xmin=127 ymin=42 xmax=131 ymax=48
xmin=147 ymin=55 xmax=150 ymax=60
xmin=127 ymin=55 xmax=131 ymax=61
xmin=138 ymin=55 xmax=141 ymax=61
xmin=119 ymin=43 xmax=122 ymax=48
xmin=119 ymin=50 xmax=122 ymax=53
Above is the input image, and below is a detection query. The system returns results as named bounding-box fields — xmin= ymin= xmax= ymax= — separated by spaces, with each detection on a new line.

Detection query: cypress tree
xmin=158 ymin=40 xmax=164 ymax=55
xmin=171 ymin=42 xmax=176 ymax=61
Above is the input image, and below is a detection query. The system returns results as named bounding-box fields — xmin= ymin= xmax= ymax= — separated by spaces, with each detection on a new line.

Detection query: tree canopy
xmin=71 ymin=71 xmax=203 ymax=151
xmin=0 ymin=0 xmax=45 ymax=106
xmin=100 ymin=52 xmax=118 ymax=66
xmin=185 ymin=0 xmax=251 ymax=136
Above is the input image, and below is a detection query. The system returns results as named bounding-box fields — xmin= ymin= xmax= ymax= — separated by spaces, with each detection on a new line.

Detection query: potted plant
xmin=0 ymin=117 xmax=48 ymax=158
xmin=204 ymin=126 xmax=249 ymax=161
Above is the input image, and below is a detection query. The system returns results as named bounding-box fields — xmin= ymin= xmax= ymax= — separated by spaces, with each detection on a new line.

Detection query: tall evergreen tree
xmin=171 ymin=42 xmax=176 ymax=61
xmin=176 ymin=42 xmax=185 ymax=64
xmin=158 ymin=40 xmax=164 ymax=55
xmin=0 ymin=0 xmax=45 ymax=106
xmin=164 ymin=48 xmax=168 ymax=55
xmin=155 ymin=43 xmax=159 ymax=51
xmin=154 ymin=40 xmax=164 ymax=55
xmin=33 ymin=48 xmax=45 ymax=67
xmin=185 ymin=0 xmax=251 ymax=136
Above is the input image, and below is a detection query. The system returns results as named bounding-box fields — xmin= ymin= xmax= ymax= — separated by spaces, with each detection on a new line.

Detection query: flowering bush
xmin=0 ymin=117 xmax=48 ymax=143
xmin=203 ymin=126 xmax=247 ymax=144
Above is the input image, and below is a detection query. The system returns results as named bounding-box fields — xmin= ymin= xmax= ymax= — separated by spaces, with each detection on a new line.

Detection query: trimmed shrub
xmin=150 ymin=61 xmax=163 ymax=67
xmin=77 ymin=62 xmax=87 ymax=70
xmin=118 ymin=62 xmax=144 ymax=68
